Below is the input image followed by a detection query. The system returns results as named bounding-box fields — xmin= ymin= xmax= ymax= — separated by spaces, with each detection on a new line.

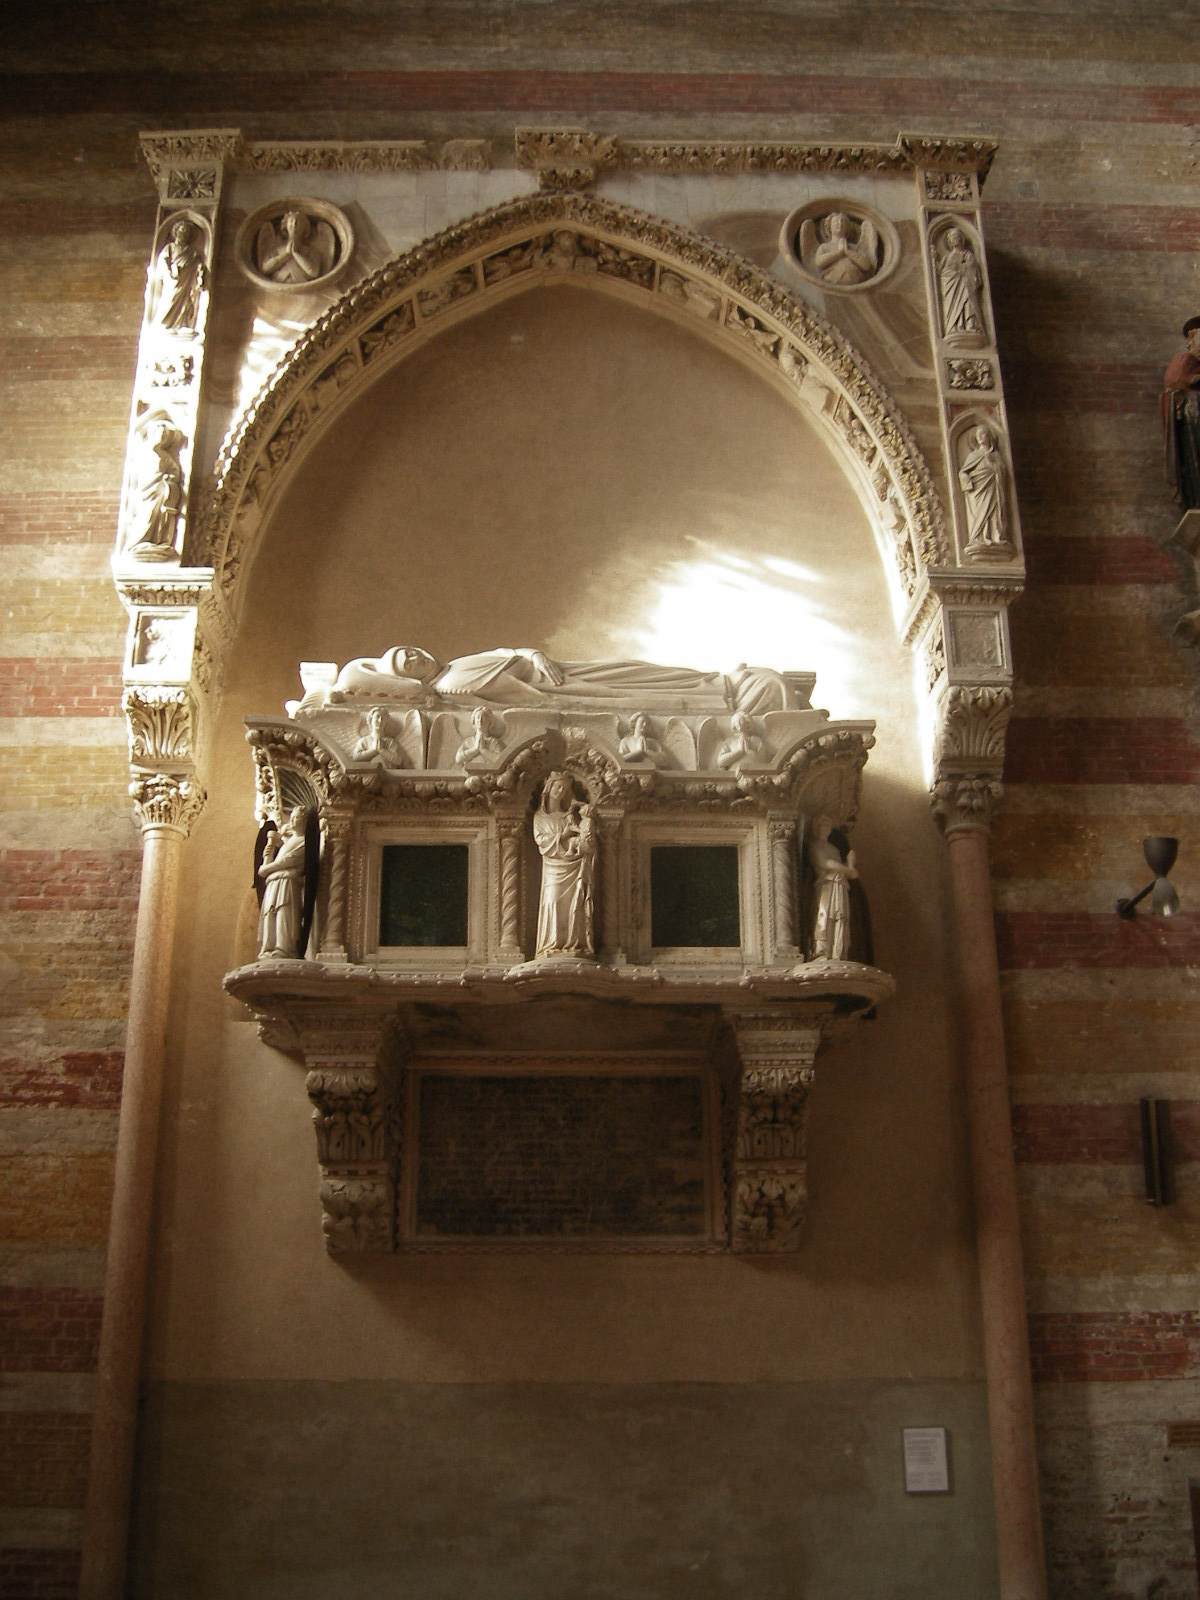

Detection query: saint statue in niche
xmin=957 ymin=425 xmax=1012 ymax=555
xmin=1162 ymin=316 xmax=1200 ymax=509
xmin=255 ymin=207 xmax=338 ymax=285
xmin=257 ymin=807 xmax=309 ymax=958
xmin=301 ymin=645 xmax=803 ymax=716
xmin=151 ymin=218 xmax=207 ymax=332
xmin=533 ymin=772 xmax=596 ymax=960
xmin=127 ymin=422 xmax=185 ymax=560
xmin=799 ymin=211 xmax=880 ymax=287
xmin=937 ymin=227 xmax=986 ymax=346
xmin=808 ymin=817 xmax=858 ymax=962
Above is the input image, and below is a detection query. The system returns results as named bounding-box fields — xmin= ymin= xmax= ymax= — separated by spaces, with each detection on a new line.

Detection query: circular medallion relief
xmin=780 ymin=200 xmax=899 ymax=294
xmin=236 ymin=197 xmax=354 ymax=293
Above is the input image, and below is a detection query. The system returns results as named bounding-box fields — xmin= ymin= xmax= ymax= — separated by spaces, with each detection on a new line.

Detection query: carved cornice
xmin=201 ymin=192 xmax=950 ymax=611
xmin=128 ymin=772 xmax=205 ymax=836
xmin=140 ymin=130 xmax=491 ymax=184
xmin=139 ymin=129 xmax=243 ymax=185
xmin=930 ymin=684 xmax=1013 ymax=835
xmin=514 ymin=128 xmax=997 ymax=185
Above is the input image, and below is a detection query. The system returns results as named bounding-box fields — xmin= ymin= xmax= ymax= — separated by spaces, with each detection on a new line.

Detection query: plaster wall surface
xmin=2 ymin=4 xmax=1199 ymax=1598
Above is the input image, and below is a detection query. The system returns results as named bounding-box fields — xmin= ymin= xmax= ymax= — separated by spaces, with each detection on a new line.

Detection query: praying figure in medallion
xmin=937 ymin=227 xmax=986 ymax=347
xmin=533 ymin=772 xmax=596 ymax=960
xmin=257 ymin=807 xmax=309 ymax=959
xmin=800 ymin=210 xmax=880 ymax=288
xmin=808 ymin=817 xmax=857 ymax=962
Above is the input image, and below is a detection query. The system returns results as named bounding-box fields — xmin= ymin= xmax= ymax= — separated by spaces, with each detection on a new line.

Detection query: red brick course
xmin=0 ymin=1548 xmax=81 ymax=1600
xmin=0 ymin=1287 xmax=103 ymax=1374
xmin=0 ymin=850 xmax=141 ymax=914
xmin=0 ymin=1413 xmax=90 ymax=1507
xmin=1023 ymin=535 xmax=1177 ymax=586
xmin=1013 ymin=1102 xmax=1200 ymax=1164
xmin=1004 ymin=718 xmax=1200 ymax=786
xmin=0 ymin=662 xmax=123 ymax=719
xmin=996 ymin=910 xmax=1200 ymax=970
xmin=1030 ymin=1311 xmax=1200 ymax=1383
xmin=0 ymin=1051 xmax=124 ymax=1112
xmin=0 ymin=493 xmax=118 ymax=545
xmin=2 ymin=69 xmax=1198 ymax=126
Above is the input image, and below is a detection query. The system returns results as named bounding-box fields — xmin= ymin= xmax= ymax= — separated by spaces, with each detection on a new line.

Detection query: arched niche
xmin=198 ymin=193 xmax=952 ymax=642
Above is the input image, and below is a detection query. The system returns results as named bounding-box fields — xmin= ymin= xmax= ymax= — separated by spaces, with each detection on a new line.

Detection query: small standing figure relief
xmin=533 ymin=771 xmax=596 ymax=959
xmin=800 ymin=211 xmax=880 ymax=287
xmin=152 ymin=218 xmax=207 ymax=332
xmin=808 ymin=818 xmax=858 ymax=962
xmin=256 ymin=207 xmax=338 ymax=285
xmin=1162 ymin=316 xmax=1200 ymax=509
xmin=717 ymin=712 xmax=765 ymax=770
xmin=127 ymin=422 xmax=185 ymax=560
xmin=938 ymin=227 xmax=986 ymax=347
xmin=958 ymin=425 xmax=1012 ymax=556
xmin=618 ymin=713 xmax=662 ymax=765
xmin=454 ymin=705 xmax=501 ymax=765
xmin=258 ymin=807 xmax=309 ymax=959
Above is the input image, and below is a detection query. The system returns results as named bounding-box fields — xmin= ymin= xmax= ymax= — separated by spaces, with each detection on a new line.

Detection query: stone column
xmin=80 ymin=775 xmax=204 ymax=1600
xmin=932 ymin=684 xmax=1047 ymax=1600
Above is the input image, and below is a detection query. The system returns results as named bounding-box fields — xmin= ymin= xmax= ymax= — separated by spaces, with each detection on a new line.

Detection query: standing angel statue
xmin=257 ymin=807 xmax=309 ymax=958
xmin=808 ymin=817 xmax=858 ymax=962
xmin=533 ymin=772 xmax=596 ymax=959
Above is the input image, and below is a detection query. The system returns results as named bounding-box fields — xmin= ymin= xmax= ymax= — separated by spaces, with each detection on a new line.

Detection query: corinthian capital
xmin=129 ymin=772 xmax=206 ymax=836
xmin=930 ymin=684 xmax=1013 ymax=836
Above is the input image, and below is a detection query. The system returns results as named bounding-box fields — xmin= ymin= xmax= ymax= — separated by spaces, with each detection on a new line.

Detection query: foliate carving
xmin=947 ymin=357 xmax=994 ymax=390
xmin=935 ymin=685 xmax=1013 ymax=765
xmin=128 ymin=773 xmax=205 ymax=835
xmin=728 ymin=1013 xmax=820 ymax=1253
xmin=924 ymin=170 xmax=972 ymax=202
xmin=203 ymin=193 xmax=951 ymax=600
xmin=139 ymin=130 xmax=243 ymax=187
xmin=240 ymin=139 xmax=490 ymax=174
xmin=166 ymin=168 xmax=217 ymax=200
xmin=306 ymin=1067 xmax=390 ymax=1164
xmin=123 ymin=686 xmax=195 ymax=765
xmin=923 ymin=622 xmax=947 ymax=692
xmin=319 ymin=1175 xmax=392 ymax=1254
xmin=930 ymin=685 xmax=1013 ymax=835
xmin=514 ymin=127 xmax=618 ymax=178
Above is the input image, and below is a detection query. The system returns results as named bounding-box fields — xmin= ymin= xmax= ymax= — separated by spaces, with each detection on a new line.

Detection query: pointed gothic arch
xmin=197 ymin=192 xmax=951 ymax=633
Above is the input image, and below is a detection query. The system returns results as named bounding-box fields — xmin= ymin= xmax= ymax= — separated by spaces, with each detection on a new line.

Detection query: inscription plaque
xmin=412 ymin=1071 xmax=713 ymax=1242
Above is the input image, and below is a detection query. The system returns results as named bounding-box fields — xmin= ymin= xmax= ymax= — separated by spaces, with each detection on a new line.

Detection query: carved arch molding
xmin=114 ymin=137 xmax=1021 ymax=838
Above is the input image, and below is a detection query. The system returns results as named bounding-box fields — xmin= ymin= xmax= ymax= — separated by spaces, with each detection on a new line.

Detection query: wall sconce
xmin=1116 ymin=837 xmax=1180 ymax=919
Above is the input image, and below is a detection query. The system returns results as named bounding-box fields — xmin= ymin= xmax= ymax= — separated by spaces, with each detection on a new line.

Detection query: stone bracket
xmin=726 ymin=1009 xmax=822 ymax=1253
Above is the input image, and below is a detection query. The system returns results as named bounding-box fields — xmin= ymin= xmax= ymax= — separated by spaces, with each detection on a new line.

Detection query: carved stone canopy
xmin=225 ymin=654 xmax=894 ymax=1258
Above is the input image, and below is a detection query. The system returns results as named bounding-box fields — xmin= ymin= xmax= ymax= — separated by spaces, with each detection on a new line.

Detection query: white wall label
xmin=902 ymin=1426 xmax=950 ymax=1493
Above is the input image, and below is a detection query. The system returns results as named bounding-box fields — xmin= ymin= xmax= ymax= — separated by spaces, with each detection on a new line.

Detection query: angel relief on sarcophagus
xmin=224 ymin=645 xmax=895 ymax=1258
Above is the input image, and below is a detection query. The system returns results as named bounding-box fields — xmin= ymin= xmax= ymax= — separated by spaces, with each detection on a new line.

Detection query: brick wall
xmin=2 ymin=5 xmax=1198 ymax=1595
